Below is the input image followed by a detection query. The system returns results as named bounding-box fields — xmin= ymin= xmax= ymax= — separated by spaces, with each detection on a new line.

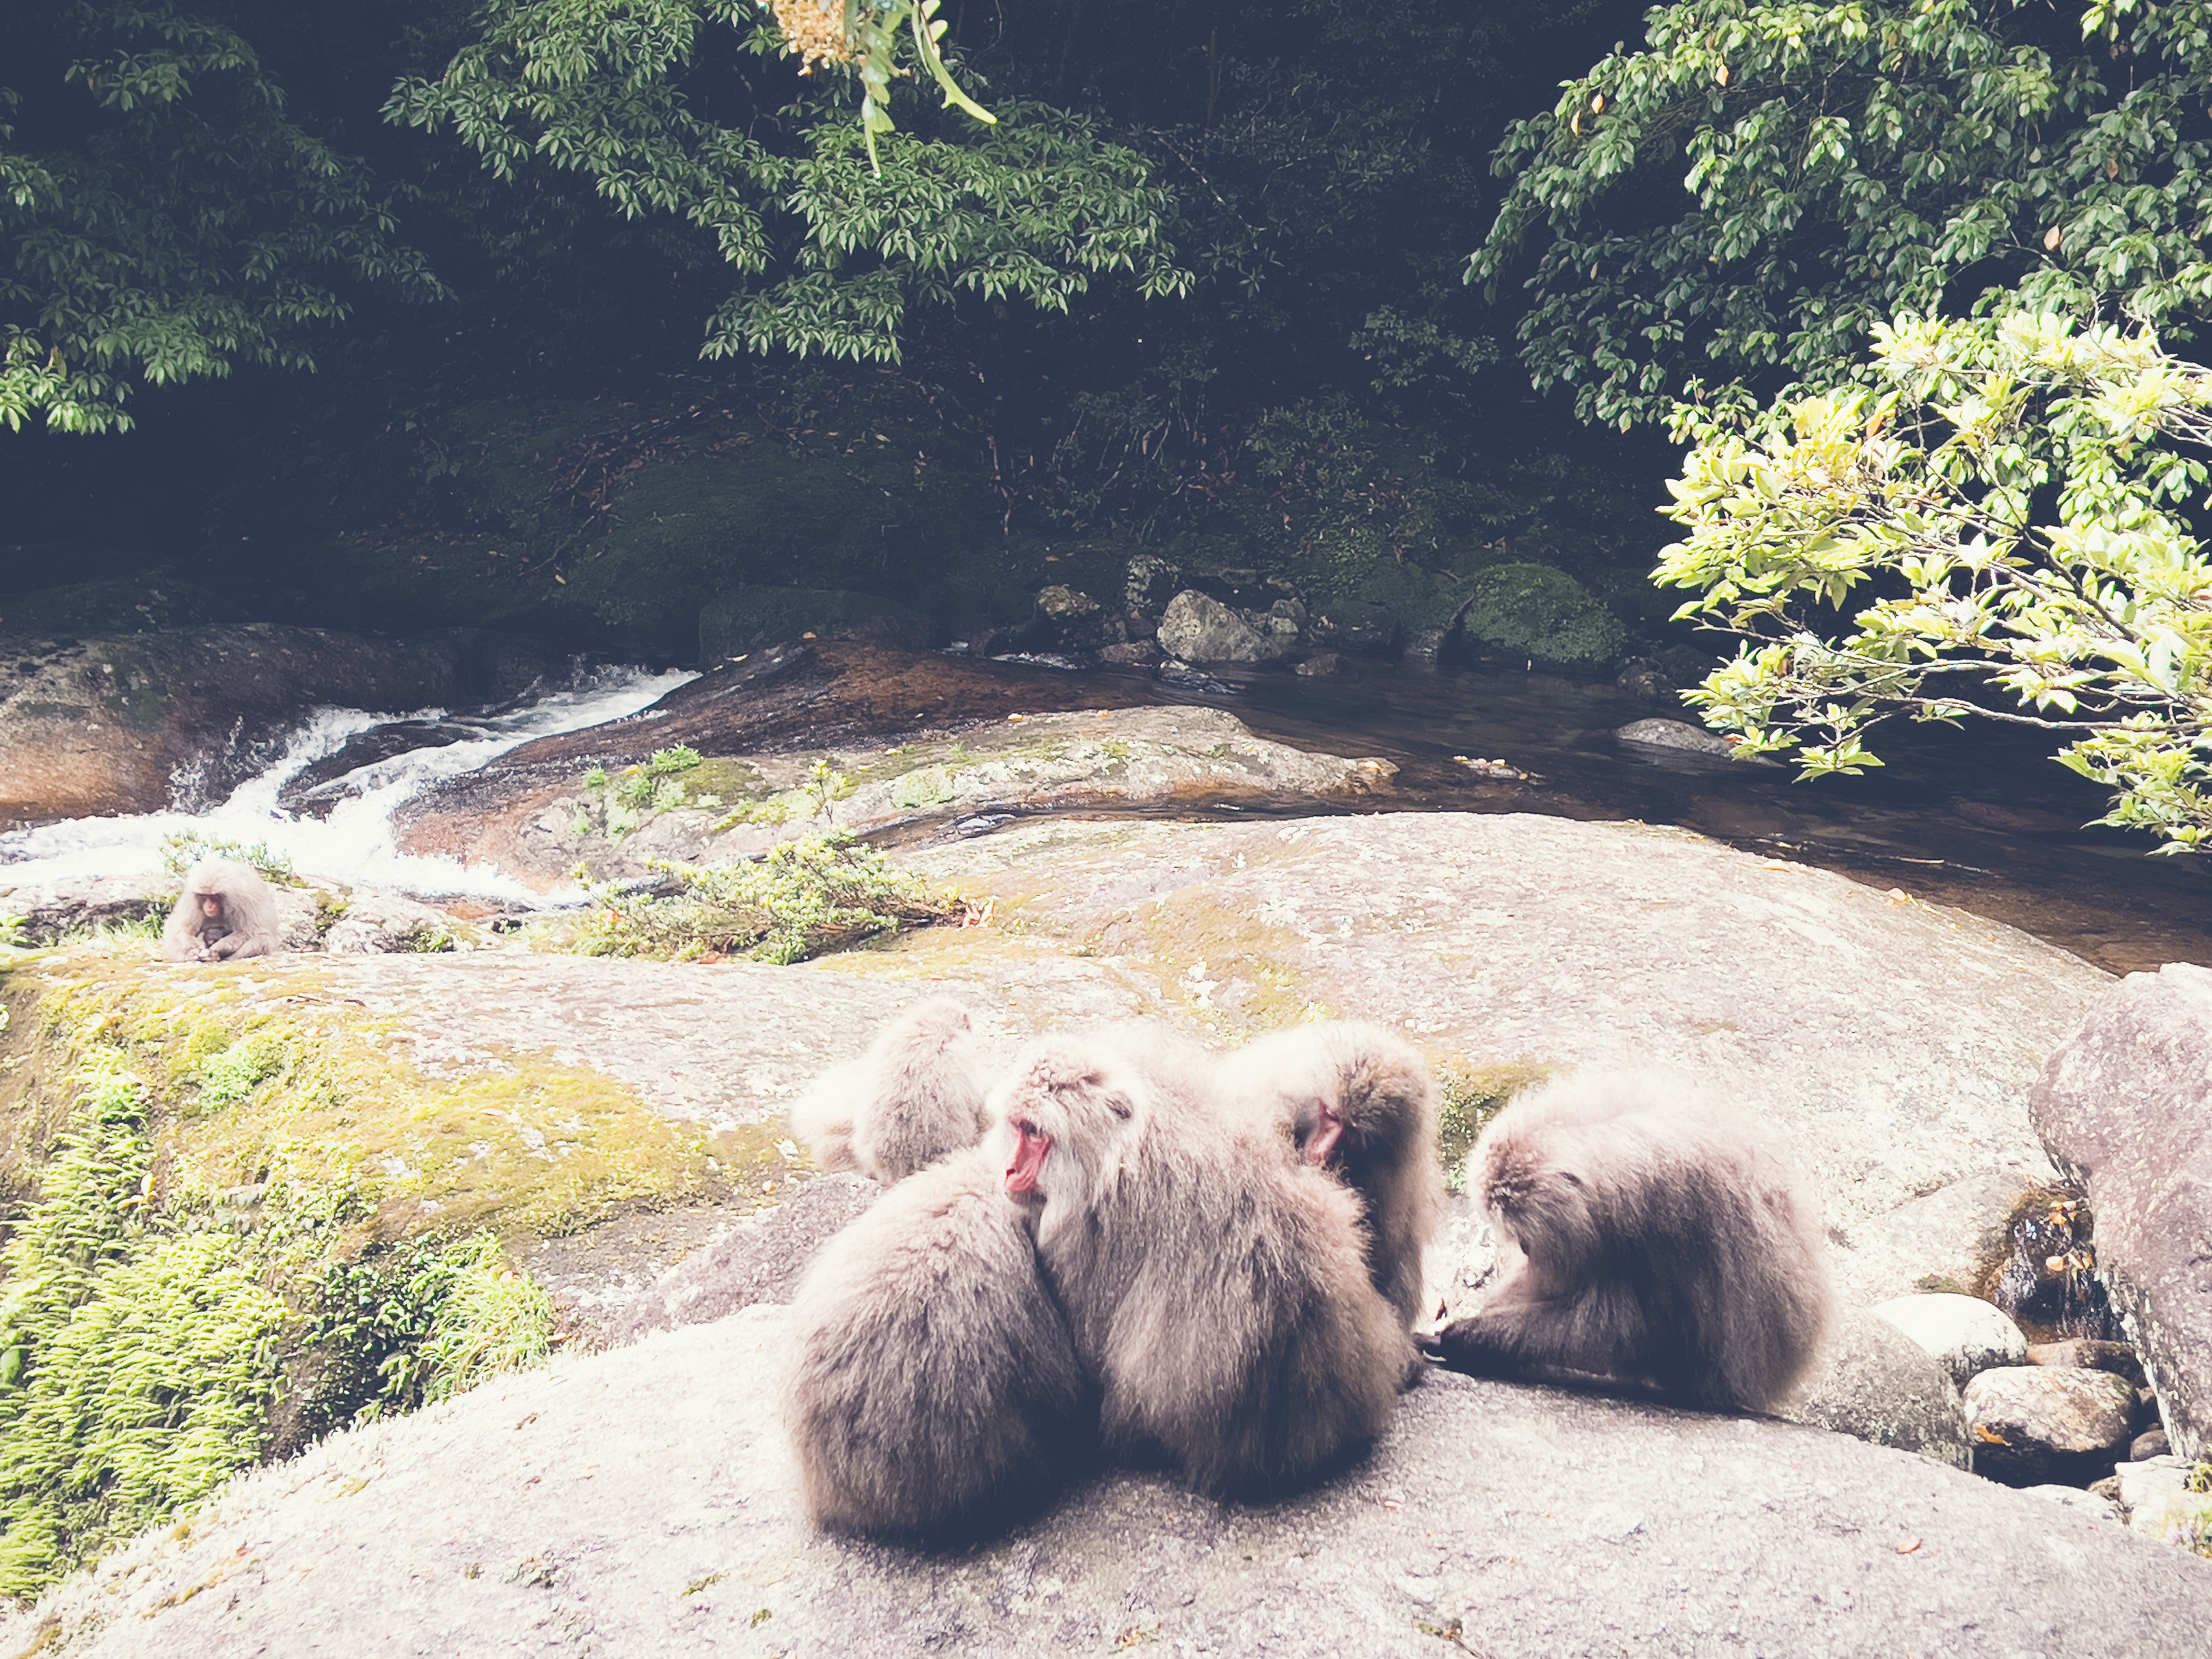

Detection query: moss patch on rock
xmin=0 ymin=952 xmax=752 ymax=1595
xmin=1456 ymin=562 xmax=1624 ymax=669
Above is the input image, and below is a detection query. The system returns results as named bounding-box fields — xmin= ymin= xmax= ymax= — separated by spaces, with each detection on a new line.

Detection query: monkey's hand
xmin=207 ymin=935 xmax=240 ymax=959
xmin=1421 ymin=1315 xmax=1516 ymax=1378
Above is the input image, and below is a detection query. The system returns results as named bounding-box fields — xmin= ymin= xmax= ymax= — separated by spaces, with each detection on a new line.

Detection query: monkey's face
xmin=1003 ymin=1113 xmax=1052 ymax=1202
xmin=200 ymin=896 xmax=225 ymax=920
xmin=991 ymin=1044 xmax=1140 ymax=1219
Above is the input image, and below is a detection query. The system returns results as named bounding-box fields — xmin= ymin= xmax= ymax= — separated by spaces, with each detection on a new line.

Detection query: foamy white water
xmin=0 ymin=665 xmax=695 ymax=905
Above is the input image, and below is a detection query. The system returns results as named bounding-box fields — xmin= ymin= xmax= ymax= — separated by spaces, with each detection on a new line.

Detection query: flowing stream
xmin=0 ymin=666 xmax=695 ymax=905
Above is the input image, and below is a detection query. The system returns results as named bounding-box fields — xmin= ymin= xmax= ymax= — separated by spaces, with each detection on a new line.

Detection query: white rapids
xmin=0 ymin=665 xmax=695 ymax=906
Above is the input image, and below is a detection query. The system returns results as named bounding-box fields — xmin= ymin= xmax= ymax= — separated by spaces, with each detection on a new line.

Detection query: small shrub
xmin=575 ymin=746 xmax=717 ymax=842
xmin=574 ymin=833 xmax=952 ymax=963
xmin=415 ymin=1235 xmax=555 ymax=1402
xmin=158 ymin=831 xmax=296 ymax=885
xmin=195 ymin=1035 xmax=284 ymax=1105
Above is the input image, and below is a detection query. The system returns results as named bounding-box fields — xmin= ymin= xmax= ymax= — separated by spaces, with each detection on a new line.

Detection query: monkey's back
xmin=1472 ymin=1073 xmax=1832 ymax=1410
xmin=1093 ymin=1114 xmax=1409 ymax=1497
xmin=784 ymin=1144 xmax=1092 ymax=1539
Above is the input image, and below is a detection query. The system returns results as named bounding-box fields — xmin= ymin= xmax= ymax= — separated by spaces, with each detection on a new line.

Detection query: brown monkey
xmin=999 ymin=1039 xmax=1410 ymax=1498
xmin=789 ymin=997 xmax=990 ymax=1182
xmin=783 ymin=1140 xmax=1093 ymax=1540
xmin=1220 ymin=1021 xmax=1444 ymax=1330
xmin=159 ymin=858 xmax=283 ymax=963
xmin=1425 ymin=1071 xmax=1833 ymax=1413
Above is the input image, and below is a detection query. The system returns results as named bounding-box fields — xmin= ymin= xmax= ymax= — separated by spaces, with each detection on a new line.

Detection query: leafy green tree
xmin=1658 ymin=308 xmax=2212 ymax=850
xmin=1475 ymin=0 xmax=2212 ymax=429
xmin=386 ymin=0 xmax=1188 ymax=366
xmin=0 ymin=1 xmax=442 ymax=433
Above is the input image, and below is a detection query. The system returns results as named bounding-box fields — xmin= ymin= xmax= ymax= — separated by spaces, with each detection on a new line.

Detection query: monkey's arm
xmin=1421 ymin=1295 xmax=1617 ymax=1381
xmin=206 ymin=933 xmax=242 ymax=959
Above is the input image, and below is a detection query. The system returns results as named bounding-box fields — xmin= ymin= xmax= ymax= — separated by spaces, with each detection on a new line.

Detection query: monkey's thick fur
xmin=1223 ymin=1022 xmax=1443 ymax=1330
xmin=789 ymin=997 xmax=989 ymax=1183
xmin=783 ymin=1141 xmax=1093 ymax=1540
xmin=1001 ymin=1040 xmax=1410 ymax=1498
xmin=1430 ymin=1072 xmax=1834 ymax=1412
xmin=159 ymin=859 xmax=283 ymax=962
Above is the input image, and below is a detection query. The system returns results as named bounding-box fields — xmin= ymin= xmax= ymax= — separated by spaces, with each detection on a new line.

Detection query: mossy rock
xmin=699 ymin=585 xmax=934 ymax=664
xmin=1456 ymin=562 xmax=1624 ymax=669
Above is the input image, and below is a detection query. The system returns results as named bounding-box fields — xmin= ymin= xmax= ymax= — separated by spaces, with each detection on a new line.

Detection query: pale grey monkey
xmin=159 ymin=859 xmax=283 ymax=962
xmin=1426 ymin=1071 xmax=1834 ymax=1412
xmin=998 ymin=1039 xmax=1409 ymax=1498
xmin=789 ymin=997 xmax=990 ymax=1182
xmin=782 ymin=1138 xmax=1093 ymax=1540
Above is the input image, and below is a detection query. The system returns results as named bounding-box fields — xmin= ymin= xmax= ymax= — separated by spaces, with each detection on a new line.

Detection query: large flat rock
xmin=21 ymin=1304 xmax=2207 ymax=1657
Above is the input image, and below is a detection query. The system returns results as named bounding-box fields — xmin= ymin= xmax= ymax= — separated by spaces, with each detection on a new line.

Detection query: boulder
xmin=1870 ymin=1293 xmax=2028 ymax=1388
xmin=24 ymin=1304 xmax=2210 ymax=1658
xmin=1456 ymin=562 xmax=1624 ymax=671
xmin=1615 ymin=718 xmax=1738 ymax=757
xmin=2030 ymin=961 xmax=2212 ymax=1459
xmin=0 ymin=874 xmax=174 ymax=944
xmin=696 ymin=584 xmax=934 ymax=665
xmin=1155 ymin=590 xmax=1297 ymax=663
xmin=2103 ymin=1456 xmax=2212 ymax=1550
xmin=2132 ymin=1429 xmax=2171 ymax=1461
xmin=1295 ymin=651 xmax=1343 ymax=677
xmin=321 ymin=889 xmax=459 ymax=955
xmin=1123 ymin=554 xmax=1182 ymax=616
xmin=1841 ymin=1167 xmax=2040 ymax=1305
xmin=1783 ymin=1310 xmax=1972 ymax=1468
xmin=0 ymin=571 xmax=244 ymax=638
xmin=2027 ymin=1338 xmax=2147 ymax=1388
xmin=1962 ymin=1365 xmax=2137 ymax=1486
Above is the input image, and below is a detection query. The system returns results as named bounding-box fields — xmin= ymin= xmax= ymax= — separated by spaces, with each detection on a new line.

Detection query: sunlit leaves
xmin=1660 ymin=307 xmax=2212 ymax=851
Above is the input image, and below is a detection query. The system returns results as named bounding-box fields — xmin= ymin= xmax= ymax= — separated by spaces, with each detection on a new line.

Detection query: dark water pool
xmin=1148 ymin=661 xmax=2209 ymax=977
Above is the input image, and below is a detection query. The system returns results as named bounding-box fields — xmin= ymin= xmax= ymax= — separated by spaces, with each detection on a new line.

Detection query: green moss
xmin=1457 ymin=562 xmax=1624 ymax=668
xmin=0 ymin=954 xmax=759 ymax=1593
xmin=1435 ymin=1061 xmax=1549 ymax=1191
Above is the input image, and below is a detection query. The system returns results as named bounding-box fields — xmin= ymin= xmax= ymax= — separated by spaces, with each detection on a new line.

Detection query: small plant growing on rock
xmin=575 ymin=746 xmax=718 ymax=842
xmin=573 ymin=833 xmax=952 ymax=964
xmin=158 ymin=831 xmax=296 ymax=885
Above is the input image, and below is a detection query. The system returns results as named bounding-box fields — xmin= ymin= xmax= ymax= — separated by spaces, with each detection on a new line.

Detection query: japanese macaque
xmin=1425 ymin=1072 xmax=1834 ymax=1414
xmin=789 ymin=997 xmax=990 ymax=1183
xmin=783 ymin=1141 xmax=1093 ymax=1540
xmin=1221 ymin=1022 xmax=1443 ymax=1330
xmin=159 ymin=858 xmax=283 ymax=963
xmin=999 ymin=1040 xmax=1410 ymax=1498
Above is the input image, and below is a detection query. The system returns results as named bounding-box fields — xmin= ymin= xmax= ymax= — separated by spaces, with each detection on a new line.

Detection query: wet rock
xmin=2027 ymin=1338 xmax=2146 ymax=1388
xmin=1123 ymin=554 xmax=1182 ymax=615
xmin=1312 ymin=597 xmax=1401 ymax=657
xmin=1962 ymin=1365 xmax=2136 ymax=1486
xmin=1294 ymin=651 xmax=1343 ymax=677
xmin=1782 ymin=1310 xmax=1971 ymax=1468
xmin=0 ymin=625 xmax=574 ymax=828
xmin=1024 ymin=585 xmax=1126 ymax=656
xmin=279 ymin=720 xmax=483 ymax=816
xmin=2103 ymin=1455 xmax=2212 ymax=1549
xmin=603 ymin=1173 xmax=880 ymax=1344
xmin=1096 ymin=639 xmax=1162 ymax=668
xmin=2132 ymin=1428 xmax=2171 ymax=1461
xmin=1616 ymin=718 xmax=1737 ymax=757
xmin=1870 ymin=1293 xmax=2028 ymax=1388
xmin=1456 ymin=562 xmax=1624 ymax=671
xmin=1988 ymin=1188 xmax=2123 ymax=1342
xmin=1401 ymin=627 xmax=1449 ymax=669
xmin=321 ymin=889 xmax=458 ymax=955
xmin=2031 ymin=961 xmax=2212 ymax=1459
xmin=697 ymin=584 xmax=934 ymax=665
xmin=31 ymin=1302 xmax=2211 ymax=1658
xmin=0 ymin=873 xmax=174 ymax=944
xmin=1156 ymin=590 xmax=1296 ymax=663
xmin=1153 ymin=658 xmax=1236 ymax=694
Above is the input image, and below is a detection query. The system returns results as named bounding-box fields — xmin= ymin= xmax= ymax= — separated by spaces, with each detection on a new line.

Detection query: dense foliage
xmin=0 ymin=0 xmax=441 ymax=433
xmin=1477 ymin=0 xmax=2212 ymax=427
xmin=1660 ymin=309 xmax=2212 ymax=849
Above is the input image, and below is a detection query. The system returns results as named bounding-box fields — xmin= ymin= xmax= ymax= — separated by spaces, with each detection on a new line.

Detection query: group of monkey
xmin=153 ymin=861 xmax=1835 ymax=1541
xmin=780 ymin=1000 xmax=1835 ymax=1541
